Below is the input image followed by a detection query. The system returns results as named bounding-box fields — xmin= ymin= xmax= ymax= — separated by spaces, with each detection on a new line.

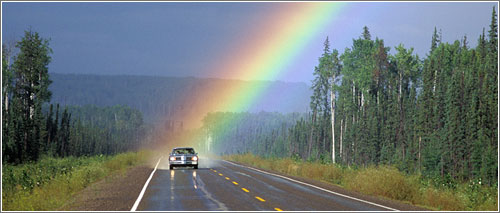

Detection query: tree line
xmin=2 ymin=30 xmax=145 ymax=164
xmin=48 ymin=73 xmax=311 ymax=124
xmin=203 ymin=7 xmax=498 ymax=185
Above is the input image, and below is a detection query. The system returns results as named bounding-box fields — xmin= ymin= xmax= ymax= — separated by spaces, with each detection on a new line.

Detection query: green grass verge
xmin=224 ymin=153 xmax=497 ymax=211
xmin=2 ymin=151 xmax=151 ymax=211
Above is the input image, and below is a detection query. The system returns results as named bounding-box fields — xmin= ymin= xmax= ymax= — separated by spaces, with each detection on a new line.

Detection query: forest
xmin=48 ymin=73 xmax=310 ymax=124
xmin=2 ymin=30 xmax=145 ymax=164
xmin=204 ymin=8 xmax=498 ymax=185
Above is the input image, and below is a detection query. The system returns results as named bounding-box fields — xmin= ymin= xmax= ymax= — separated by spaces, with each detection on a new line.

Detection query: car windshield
xmin=174 ymin=148 xmax=195 ymax=154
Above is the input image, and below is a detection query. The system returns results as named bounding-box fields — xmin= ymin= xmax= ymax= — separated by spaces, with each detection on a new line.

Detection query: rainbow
xmin=161 ymin=2 xmax=349 ymax=151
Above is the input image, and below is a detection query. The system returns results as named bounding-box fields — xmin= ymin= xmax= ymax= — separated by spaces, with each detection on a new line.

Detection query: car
xmin=169 ymin=147 xmax=198 ymax=170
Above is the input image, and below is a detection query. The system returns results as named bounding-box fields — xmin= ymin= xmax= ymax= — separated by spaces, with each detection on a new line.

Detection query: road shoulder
xmin=59 ymin=165 xmax=153 ymax=211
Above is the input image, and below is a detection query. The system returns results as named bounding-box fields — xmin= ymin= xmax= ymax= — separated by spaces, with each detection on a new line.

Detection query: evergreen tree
xmin=430 ymin=27 xmax=441 ymax=52
xmin=488 ymin=7 xmax=498 ymax=55
xmin=5 ymin=29 xmax=52 ymax=162
xmin=362 ymin=26 xmax=371 ymax=40
xmin=309 ymin=66 xmax=321 ymax=159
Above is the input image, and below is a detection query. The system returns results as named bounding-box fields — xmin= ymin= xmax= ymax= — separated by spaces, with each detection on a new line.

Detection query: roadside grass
xmin=2 ymin=151 xmax=151 ymax=211
xmin=224 ymin=153 xmax=498 ymax=211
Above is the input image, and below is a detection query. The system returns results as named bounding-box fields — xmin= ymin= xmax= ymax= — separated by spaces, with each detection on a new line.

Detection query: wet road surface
xmin=136 ymin=159 xmax=399 ymax=211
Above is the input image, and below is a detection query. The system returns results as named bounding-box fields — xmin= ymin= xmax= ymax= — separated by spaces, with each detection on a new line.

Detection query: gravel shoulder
xmin=60 ymin=165 xmax=152 ymax=211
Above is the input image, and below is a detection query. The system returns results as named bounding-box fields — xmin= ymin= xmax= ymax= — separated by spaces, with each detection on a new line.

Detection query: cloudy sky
xmin=2 ymin=1 xmax=497 ymax=83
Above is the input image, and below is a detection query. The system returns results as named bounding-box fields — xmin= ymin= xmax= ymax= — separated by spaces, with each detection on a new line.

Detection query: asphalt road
xmin=135 ymin=158 xmax=401 ymax=211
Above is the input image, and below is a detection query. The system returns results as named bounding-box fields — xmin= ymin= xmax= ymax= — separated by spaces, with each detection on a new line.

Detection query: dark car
xmin=169 ymin=147 xmax=198 ymax=169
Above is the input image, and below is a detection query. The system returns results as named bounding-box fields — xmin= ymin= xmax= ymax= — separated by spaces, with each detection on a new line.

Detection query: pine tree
xmin=488 ymin=7 xmax=498 ymax=55
xmin=479 ymin=6 xmax=498 ymax=184
xmin=362 ymin=26 xmax=371 ymax=40
xmin=486 ymin=6 xmax=498 ymax=151
xmin=444 ymin=65 xmax=465 ymax=178
xmin=430 ymin=27 xmax=441 ymax=52
xmin=419 ymin=31 xmax=441 ymax=176
xmin=7 ymin=29 xmax=53 ymax=162
xmin=309 ymin=66 xmax=321 ymax=159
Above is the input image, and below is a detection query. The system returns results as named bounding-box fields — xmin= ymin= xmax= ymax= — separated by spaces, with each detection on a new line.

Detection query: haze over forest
xmin=48 ymin=73 xmax=311 ymax=126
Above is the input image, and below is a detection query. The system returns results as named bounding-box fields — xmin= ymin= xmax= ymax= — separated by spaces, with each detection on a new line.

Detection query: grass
xmin=2 ymin=151 xmax=151 ymax=211
xmin=224 ymin=153 xmax=498 ymax=211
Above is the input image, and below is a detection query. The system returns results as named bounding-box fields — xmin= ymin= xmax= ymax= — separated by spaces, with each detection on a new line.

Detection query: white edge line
xmin=131 ymin=157 xmax=162 ymax=211
xmin=223 ymin=160 xmax=400 ymax=211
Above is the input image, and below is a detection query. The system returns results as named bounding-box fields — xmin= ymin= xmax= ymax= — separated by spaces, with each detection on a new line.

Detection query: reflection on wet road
xmin=138 ymin=162 xmax=227 ymax=211
xmin=136 ymin=159 xmax=398 ymax=211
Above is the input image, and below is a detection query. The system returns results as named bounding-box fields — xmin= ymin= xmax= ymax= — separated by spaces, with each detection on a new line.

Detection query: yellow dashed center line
xmin=274 ymin=208 xmax=283 ymax=211
xmin=255 ymin=196 xmax=266 ymax=202
xmin=215 ymin=173 xmax=269 ymax=208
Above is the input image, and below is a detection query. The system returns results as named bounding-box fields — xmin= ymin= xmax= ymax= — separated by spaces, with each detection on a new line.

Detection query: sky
xmin=2 ymin=1 xmax=498 ymax=83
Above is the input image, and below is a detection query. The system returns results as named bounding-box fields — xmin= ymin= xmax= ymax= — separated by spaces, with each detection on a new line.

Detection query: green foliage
xmin=430 ymin=27 xmax=441 ymax=52
xmin=488 ymin=6 xmax=498 ymax=54
xmin=2 ymin=151 xmax=149 ymax=211
xmin=362 ymin=26 xmax=371 ymax=40
xmin=2 ymin=30 xmax=53 ymax=163
xmin=2 ymin=155 xmax=108 ymax=194
xmin=62 ymin=104 xmax=146 ymax=156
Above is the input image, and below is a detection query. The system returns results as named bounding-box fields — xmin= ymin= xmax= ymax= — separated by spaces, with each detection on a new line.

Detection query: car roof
xmin=173 ymin=147 xmax=194 ymax=150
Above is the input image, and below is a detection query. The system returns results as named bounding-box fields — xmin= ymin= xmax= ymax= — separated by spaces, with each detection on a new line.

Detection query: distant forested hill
xmin=48 ymin=73 xmax=311 ymax=124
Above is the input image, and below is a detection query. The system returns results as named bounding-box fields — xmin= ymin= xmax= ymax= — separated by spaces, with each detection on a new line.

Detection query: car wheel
xmin=170 ymin=165 xmax=174 ymax=170
xmin=194 ymin=165 xmax=198 ymax=169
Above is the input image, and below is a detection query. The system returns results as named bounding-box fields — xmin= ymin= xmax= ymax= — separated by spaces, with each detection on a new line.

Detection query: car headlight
xmin=169 ymin=156 xmax=176 ymax=161
xmin=192 ymin=156 xmax=198 ymax=161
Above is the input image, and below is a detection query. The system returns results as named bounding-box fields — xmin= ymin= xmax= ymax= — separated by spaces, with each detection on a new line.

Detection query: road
xmin=135 ymin=158 xmax=401 ymax=211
